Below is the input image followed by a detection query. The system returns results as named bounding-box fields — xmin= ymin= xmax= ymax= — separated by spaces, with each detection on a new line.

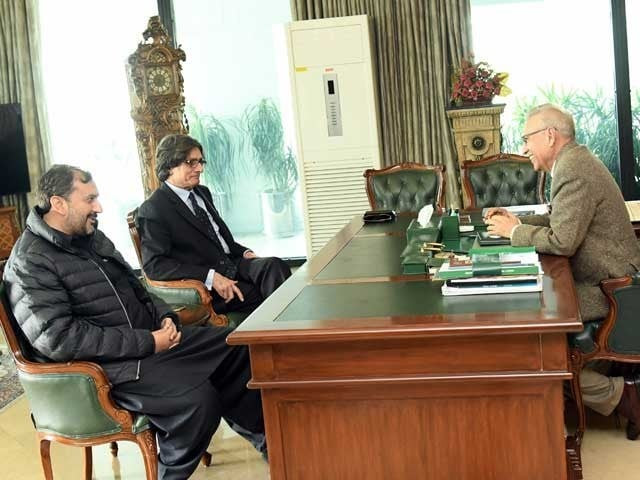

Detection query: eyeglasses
xmin=521 ymin=127 xmax=549 ymax=144
xmin=183 ymin=158 xmax=207 ymax=168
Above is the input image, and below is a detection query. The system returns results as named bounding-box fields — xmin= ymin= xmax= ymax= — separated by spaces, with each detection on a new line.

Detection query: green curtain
xmin=290 ymin=0 xmax=472 ymax=208
xmin=0 ymin=0 xmax=51 ymax=228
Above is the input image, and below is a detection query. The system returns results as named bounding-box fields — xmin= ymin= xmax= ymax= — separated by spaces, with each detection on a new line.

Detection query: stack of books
xmin=436 ymin=244 xmax=543 ymax=296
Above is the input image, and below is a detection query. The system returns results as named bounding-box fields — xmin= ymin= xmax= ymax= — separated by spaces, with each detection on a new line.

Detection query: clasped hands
xmin=152 ymin=317 xmax=182 ymax=353
xmin=483 ymin=207 xmax=519 ymax=238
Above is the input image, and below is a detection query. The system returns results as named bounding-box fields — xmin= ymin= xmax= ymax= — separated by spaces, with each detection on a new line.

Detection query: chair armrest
xmin=145 ymin=277 xmax=210 ymax=304
xmin=17 ymin=358 xmax=140 ymax=437
xmin=143 ymin=277 xmax=229 ymax=327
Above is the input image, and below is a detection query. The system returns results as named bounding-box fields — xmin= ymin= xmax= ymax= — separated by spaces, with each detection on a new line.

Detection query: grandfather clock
xmin=446 ymin=103 xmax=506 ymax=207
xmin=127 ymin=16 xmax=187 ymax=197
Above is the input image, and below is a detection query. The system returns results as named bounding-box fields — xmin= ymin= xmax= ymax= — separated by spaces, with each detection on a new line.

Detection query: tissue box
xmin=406 ymin=218 xmax=441 ymax=245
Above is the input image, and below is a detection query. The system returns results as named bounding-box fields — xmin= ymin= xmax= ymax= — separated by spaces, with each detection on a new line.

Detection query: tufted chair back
xmin=461 ymin=154 xmax=545 ymax=208
xmin=363 ymin=163 xmax=445 ymax=213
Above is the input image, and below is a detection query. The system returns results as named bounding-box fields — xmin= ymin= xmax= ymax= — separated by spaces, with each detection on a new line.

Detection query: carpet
xmin=0 ymin=345 xmax=23 ymax=411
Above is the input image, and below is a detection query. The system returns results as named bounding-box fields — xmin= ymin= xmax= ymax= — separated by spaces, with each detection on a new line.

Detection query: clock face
xmin=146 ymin=66 xmax=172 ymax=95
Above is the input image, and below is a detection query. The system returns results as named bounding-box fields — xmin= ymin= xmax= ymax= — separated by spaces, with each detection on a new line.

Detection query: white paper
xmin=417 ymin=204 xmax=434 ymax=227
xmin=482 ymin=203 xmax=549 ymax=217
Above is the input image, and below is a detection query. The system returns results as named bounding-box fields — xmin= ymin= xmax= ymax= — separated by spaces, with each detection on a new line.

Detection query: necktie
xmin=188 ymin=192 xmax=219 ymax=242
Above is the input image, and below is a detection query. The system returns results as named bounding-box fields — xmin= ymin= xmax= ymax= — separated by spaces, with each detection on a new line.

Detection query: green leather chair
xmin=0 ymin=282 xmax=165 ymax=480
xmin=363 ymin=163 xmax=445 ymax=214
xmin=565 ymin=273 xmax=640 ymax=478
xmin=461 ymin=153 xmax=546 ymax=208
xmin=127 ymin=209 xmax=247 ymax=329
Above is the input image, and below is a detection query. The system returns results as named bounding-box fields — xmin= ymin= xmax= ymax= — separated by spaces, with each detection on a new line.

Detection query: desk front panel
xmin=262 ymin=379 xmax=565 ymax=480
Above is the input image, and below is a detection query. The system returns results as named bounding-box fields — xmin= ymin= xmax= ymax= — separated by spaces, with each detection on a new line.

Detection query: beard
xmin=67 ymin=211 xmax=98 ymax=236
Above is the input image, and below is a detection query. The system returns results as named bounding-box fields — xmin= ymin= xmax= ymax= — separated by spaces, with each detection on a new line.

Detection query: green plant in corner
xmin=243 ymin=98 xmax=298 ymax=193
xmin=185 ymin=105 xmax=238 ymax=195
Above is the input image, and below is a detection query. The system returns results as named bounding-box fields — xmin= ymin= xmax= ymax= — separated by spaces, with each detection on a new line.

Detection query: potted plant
xmin=185 ymin=106 xmax=237 ymax=218
xmin=450 ymin=58 xmax=510 ymax=107
xmin=244 ymin=98 xmax=299 ymax=237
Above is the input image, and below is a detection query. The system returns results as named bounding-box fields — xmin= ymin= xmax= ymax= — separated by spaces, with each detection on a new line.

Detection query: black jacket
xmin=4 ymin=209 xmax=176 ymax=385
xmin=137 ymin=183 xmax=248 ymax=282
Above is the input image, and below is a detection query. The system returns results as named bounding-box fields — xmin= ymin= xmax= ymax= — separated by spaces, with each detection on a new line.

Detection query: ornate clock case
xmin=127 ymin=16 xmax=187 ymax=197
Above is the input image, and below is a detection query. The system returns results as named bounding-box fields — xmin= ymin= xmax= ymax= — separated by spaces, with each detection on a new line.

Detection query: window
xmin=471 ymin=0 xmax=639 ymax=198
xmin=173 ymin=0 xmax=305 ymax=259
xmin=39 ymin=0 xmax=158 ymax=266
xmin=627 ymin=0 xmax=640 ymax=189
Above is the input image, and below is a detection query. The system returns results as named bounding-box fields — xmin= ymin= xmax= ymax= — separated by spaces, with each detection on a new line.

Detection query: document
xmin=482 ymin=204 xmax=549 ymax=217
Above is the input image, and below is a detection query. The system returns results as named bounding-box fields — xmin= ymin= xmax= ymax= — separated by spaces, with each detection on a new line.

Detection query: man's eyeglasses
xmin=184 ymin=158 xmax=207 ymax=168
xmin=521 ymin=127 xmax=549 ymax=144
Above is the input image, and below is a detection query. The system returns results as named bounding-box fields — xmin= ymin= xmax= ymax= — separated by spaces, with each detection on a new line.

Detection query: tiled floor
xmin=0 ymin=396 xmax=269 ymax=480
xmin=1 ymin=393 xmax=640 ymax=479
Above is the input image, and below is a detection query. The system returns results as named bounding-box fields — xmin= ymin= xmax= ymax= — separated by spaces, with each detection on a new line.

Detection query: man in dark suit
xmin=485 ymin=103 xmax=640 ymax=439
xmin=138 ymin=134 xmax=291 ymax=316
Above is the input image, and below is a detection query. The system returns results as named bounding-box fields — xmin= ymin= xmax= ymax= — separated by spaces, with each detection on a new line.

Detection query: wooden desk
xmin=228 ymin=216 xmax=583 ymax=480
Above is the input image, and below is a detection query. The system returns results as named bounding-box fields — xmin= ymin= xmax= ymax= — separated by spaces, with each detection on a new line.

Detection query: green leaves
xmin=243 ymin=98 xmax=298 ymax=193
xmin=185 ymin=98 xmax=299 ymax=195
xmin=185 ymin=106 xmax=243 ymax=195
xmin=502 ymin=86 xmax=640 ymax=185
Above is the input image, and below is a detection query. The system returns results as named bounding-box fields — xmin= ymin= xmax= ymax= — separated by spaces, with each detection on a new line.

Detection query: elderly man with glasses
xmin=137 ymin=134 xmax=291 ymax=318
xmin=484 ymin=103 xmax=640 ymax=438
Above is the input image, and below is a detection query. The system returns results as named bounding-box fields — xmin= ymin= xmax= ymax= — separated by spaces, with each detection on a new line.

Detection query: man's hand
xmin=485 ymin=210 xmax=519 ymax=238
xmin=483 ymin=207 xmax=510 ymax=220
xmin=212 ymin=273 xmax=245 ymax=303
xmin=243 ymin=250 xmax=258 ymax=259
xmin=152 ymin=317 xmax=182 ymax=353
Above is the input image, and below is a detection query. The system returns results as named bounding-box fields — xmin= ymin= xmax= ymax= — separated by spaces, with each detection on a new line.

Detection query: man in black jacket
xmin=137 ymin=134 xmax=291 ymax=316
xmin=4 ymin=165 xmax=265 ymax=480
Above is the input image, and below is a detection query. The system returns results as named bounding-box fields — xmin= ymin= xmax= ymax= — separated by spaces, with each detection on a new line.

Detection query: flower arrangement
xmin=451 ymin=58 xmax=510 ymax=106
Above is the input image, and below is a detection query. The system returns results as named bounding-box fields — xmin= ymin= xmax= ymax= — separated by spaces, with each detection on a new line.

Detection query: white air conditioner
xmin=284 ymin=15 xmax=382 ymax=255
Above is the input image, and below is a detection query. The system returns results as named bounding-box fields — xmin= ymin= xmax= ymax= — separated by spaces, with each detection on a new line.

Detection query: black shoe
xmin=616 ymin=375 xmax=640 ymax=440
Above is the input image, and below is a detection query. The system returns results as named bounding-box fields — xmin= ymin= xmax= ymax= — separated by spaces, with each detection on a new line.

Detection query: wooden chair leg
xmin=83 ymin=446 xmax=93 ymax=480
xmin=137 ymin=430 xmax=158 ymax=480
xmin=109 ymin=441 xmax=118 ymax=457
xmin=570 ymin=366 xmax=587 ymax=444
xmin=200 ymin=451 xmax=212 ymax=467
xmin=39 ymin=438 xmax=54 ymax=480
xmin=565 ymin=435 xmax=583 ymax=480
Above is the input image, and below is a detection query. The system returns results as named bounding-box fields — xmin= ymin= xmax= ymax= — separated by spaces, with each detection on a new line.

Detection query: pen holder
xmin=440 ymin=214 xmax=460 ymax=242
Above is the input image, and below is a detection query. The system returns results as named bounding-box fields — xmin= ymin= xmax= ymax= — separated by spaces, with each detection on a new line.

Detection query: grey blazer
xmin=511 ymin=142 xmax=640 ymax=321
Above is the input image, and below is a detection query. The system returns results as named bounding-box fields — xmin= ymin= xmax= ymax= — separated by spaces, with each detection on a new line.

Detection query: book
xmin=441 ymin=275 xmax=543 ymax=296
xmin=468 ymin=243 xmax=536 ymax=256
xmin=446 ymin=274 xmax=539 ymax=285
xmin=627 ymin=200 xmax=640 ymax=222
xmin=435 ymin=260 xmax=541 ymax=280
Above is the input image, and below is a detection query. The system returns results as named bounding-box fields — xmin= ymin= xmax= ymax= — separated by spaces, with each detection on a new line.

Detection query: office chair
xmin=461 ymin=153 xmax=546 ymax=208
xmin=363 ymin=163 xmax=445 ymax=213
